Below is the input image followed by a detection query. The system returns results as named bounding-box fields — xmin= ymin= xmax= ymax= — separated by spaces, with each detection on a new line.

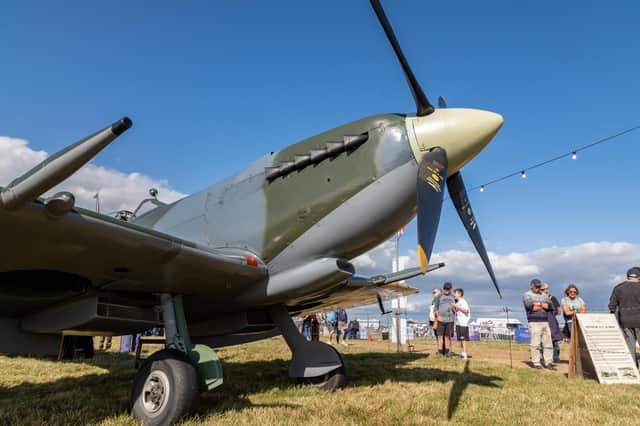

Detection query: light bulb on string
xmin=480 ymin=185 xmax=485 ymax=193
xmin=571 ymin=151 xmax=577 ymax=160
xmin=521 ymin=170 xmax=526 ymax=179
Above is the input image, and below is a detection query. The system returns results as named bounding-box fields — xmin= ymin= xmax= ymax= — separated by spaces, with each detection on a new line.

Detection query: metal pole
xmin=504 ymin=306 xmax=513 ymax=369
xmin=395 ymin=233 xmax=401 ymax=353
xmin=94 ymin=192 xmax=100 ymax=214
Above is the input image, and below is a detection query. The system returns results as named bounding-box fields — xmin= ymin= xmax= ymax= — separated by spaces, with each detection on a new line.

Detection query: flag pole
xmin=395 ymin=231 xmax=401 ymax=353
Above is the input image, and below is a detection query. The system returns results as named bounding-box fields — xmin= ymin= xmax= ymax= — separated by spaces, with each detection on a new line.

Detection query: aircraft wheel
xmin=300 ymin=347 xmax=346 ymax=391
xmin=130 ymin=349 xmax=199 ymax=425
xmin=301 ymin=366 xmax=346 ymax=391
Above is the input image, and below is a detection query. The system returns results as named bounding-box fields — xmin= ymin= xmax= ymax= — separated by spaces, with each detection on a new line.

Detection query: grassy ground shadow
xmin=0 ymin=349 xmax=503 ymax=424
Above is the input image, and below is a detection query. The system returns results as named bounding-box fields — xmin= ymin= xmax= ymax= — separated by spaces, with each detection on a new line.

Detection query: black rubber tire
xmin=130 ymin=349 xmax=199 ymax=426
xmin=301 ymin=366 xmax=347 ymax=391
xmin=300 ymin=347 xmax=347 ymax=391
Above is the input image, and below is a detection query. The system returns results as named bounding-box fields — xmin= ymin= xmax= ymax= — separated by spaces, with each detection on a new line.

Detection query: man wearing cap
xmin=609 ymin=267 xmax=640 ymax=365
xmin=435 ymin=282 xmax=456 ymax=357
xmin=523 ymin=279 xmax=555 ymax=369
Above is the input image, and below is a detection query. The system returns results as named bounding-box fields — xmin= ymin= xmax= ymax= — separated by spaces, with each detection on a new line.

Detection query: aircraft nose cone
xmin=407 ymin=108 xmax=504 ymax=174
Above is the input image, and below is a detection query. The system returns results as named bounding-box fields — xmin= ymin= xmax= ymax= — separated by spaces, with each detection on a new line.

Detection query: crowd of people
xmin=522 ymin=279 xmax=583 ymax=370
xmin=523 ymin=266 xmax=640 ymax=370
xmin=301 ymin=266 xmax=640 ymax=371
xmin=300 ymin=310 xmax=360 ymax=346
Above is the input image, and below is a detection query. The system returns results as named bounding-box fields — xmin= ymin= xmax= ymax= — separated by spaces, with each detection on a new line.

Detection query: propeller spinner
xmin=370 ymin=0 xmax=502 ymax=297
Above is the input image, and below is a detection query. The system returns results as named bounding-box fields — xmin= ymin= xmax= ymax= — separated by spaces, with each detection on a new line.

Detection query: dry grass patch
xmin=1 ymin=337 xmax=639 ymax=425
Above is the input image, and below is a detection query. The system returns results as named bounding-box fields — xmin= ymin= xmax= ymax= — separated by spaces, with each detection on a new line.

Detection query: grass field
xmin=1 ymin=337 xmax=640 ymax=425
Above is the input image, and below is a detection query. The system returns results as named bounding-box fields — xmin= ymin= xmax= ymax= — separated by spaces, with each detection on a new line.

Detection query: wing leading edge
xmin=0 ymin=200 xmax=267 ymax=300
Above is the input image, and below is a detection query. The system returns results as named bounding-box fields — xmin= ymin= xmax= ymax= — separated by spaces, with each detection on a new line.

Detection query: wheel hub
xmin=142 ymin=370 xmax=171 ymax=415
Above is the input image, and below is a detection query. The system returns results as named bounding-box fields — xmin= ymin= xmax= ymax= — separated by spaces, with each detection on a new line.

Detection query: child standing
xmin=453 ymin=288 xmax=471 ymax=360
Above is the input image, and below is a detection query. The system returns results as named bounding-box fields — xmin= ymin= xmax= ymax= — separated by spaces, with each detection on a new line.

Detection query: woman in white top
xmin=561 ymin=284 xmax=586 ymax=338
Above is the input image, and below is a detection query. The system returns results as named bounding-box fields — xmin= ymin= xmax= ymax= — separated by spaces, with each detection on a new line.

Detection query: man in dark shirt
xmin=609 ymin=267 xmax=640 ymax=365
xmin=435 ymin=282 xmax=456 ymax=357
xmin=541 ymin=283 xmax=563 ymax=363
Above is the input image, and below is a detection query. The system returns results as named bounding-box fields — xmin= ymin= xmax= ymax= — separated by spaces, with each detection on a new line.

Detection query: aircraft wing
xmin=304 ymin=281 xmax=419 ymax=313
xmin=291 ymin=264 xmax=444 ymax=315
xmin=0 ymin=200 xmax=267 ymax=301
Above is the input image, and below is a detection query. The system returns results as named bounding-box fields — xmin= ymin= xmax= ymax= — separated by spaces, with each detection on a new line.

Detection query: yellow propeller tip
xmin=418 ymin=244 xmax=428 ymax=273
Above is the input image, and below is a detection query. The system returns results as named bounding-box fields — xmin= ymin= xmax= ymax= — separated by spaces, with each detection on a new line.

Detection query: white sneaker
xmin=341 ymin=341 xmax=349 ymax=347
xmin=326 ymin=340 xmax=333 ymax=345
xmin=460 ymin=353 xmax=468 ymax=360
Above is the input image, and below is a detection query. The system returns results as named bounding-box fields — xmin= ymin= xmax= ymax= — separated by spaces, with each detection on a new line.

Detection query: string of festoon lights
xmin=470 ymin=125 xmax=640 ymax=193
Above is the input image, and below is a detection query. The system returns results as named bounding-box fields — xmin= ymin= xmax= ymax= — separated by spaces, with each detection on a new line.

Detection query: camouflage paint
xmin=261 ymin=114 xmax=409 ymax=263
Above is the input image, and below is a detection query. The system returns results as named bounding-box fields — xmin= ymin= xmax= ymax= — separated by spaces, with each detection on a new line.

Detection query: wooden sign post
xmin=569 ymin=313 xmax=640 ymax=384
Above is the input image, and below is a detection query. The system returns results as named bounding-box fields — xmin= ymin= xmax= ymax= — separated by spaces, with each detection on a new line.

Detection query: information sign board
xmin=570 ymin=313 xmax=640 ymax=384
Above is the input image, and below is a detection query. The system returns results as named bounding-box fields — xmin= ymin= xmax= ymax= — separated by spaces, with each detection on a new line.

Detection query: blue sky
xmin=2 ymin=1 xmax=639 ymax=319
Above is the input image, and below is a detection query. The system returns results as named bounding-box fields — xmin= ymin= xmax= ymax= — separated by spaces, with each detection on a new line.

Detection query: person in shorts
xmin=453 ymin=288 xmax=471 ymax=360
xmin=435 ymin=282 xmax=455 ymax=356
xmin=429 ymin=288 xmax=441 ymax=340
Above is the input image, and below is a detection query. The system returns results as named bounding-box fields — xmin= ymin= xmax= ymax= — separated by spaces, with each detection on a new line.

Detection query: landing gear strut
xmin=270 ymin=305 xmax=346 ymax=391
xmin=130 ymin=294 xmax=223 ymax=425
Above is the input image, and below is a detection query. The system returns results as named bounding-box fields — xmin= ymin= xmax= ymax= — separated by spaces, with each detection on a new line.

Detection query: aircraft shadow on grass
xmin=0 ymin=351 xmax=501 ymax=423
xmin=205 ymin=351 xmax=503 ymax=420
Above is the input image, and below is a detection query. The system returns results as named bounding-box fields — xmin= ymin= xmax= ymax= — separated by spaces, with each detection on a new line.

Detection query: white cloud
xmin=0 ymin=136 xmax=186 ymax=213
xmin=351 ymin=240 xmax=640 ymax=321
xmin=352 ymin=240 xmax=396 ymax=270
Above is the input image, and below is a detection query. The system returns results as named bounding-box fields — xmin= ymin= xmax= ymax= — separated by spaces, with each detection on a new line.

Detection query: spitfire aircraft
xmin=0 ymin=1 xmax=503 ymax=424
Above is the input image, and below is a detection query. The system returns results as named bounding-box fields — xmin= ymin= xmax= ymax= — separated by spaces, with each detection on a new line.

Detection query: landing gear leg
xmin=130 ymin=294 xmax=223 ymax=425
xmin=270 ymin=305 xmax=346 ymax=391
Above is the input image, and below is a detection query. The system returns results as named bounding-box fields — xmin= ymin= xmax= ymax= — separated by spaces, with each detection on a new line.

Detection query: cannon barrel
xmin=0 ymin=117 xmax=132 ymax=210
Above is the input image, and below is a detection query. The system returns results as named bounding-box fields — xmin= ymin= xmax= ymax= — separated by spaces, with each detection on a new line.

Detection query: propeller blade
xmin=438 ymin=95 xmax=447 ymax=108
xmin=416 ymin=148 xmax=448 ymax=273
xmin=370 ymin=0 xmax=434 ymax=116
xmin=447 ymin=172 xmax=502 ymax=298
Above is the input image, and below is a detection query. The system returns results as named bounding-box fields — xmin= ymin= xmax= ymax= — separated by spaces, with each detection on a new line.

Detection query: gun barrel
xmin=0 ymin=117 xmax=132 ymax=210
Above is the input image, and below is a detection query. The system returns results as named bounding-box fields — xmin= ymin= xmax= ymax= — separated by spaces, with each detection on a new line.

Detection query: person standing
xmin=351 ymin=319 xmax=360 ymax=340
xmin=429 ymin=288 xmax=441 ymax=341
xmin=541 ymin=283 xmax=563 ymax=363
xmin=325 ymin=310 xmax=337 ymax=345
xmin=609 ymin=267 xmax=640 ymax=365
xmin=435 ymin=282 xmax=456 ymax=357
xmin=453 ymin=288 xmax=471 ymax=360
xmin=302 ymin=314 xmax=314 ymax=341
xmin=337 ymin=308 xmax=349 ymax=346
xmin=561 ymin=284 xmax=586 ymax=338
xmin=523 ymin=279 xmax=555 ymax=370
xmin=311 ymin=314 xmax=320 ymax=341
xmin=346 ymin=319 xmax=360 ymax=341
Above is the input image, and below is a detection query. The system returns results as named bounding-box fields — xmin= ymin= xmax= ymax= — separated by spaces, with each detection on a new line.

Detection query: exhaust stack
xmin=0 ymin=117 xmax=132 ymax=210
